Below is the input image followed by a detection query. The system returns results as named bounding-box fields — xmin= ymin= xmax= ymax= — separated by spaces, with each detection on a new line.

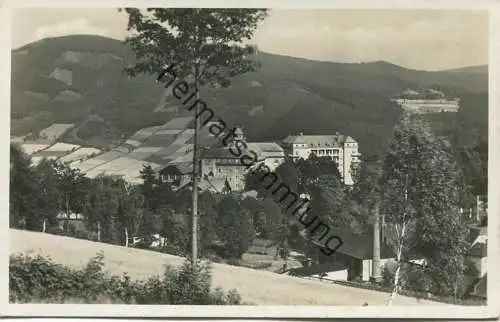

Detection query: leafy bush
xmin=9 ymin=252 xmax=242 ymax=305
xmin=382 ymin=262 xmax=396 ymax=288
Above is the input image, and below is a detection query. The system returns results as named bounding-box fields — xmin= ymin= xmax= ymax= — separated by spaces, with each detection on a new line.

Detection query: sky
xmin=11 ymin=8 xmax=488 ymax=71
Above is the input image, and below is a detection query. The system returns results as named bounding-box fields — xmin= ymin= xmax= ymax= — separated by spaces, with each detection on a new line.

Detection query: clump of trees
xmin=10 ymin=144 xmax=270 ymax=260
xmin=244 ymin=153 xmax=362 ymax=263
xmin=10 ymin=110 xmax=484 ymax=303
xmin=369 ymin=114 xmax=473 ymax=304
xmin=10 ymin=252 xmax=242 ymax=304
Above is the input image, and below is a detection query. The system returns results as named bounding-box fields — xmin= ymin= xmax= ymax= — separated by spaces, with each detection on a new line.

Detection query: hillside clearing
xmin=10 ymin=229 xmax=450 ymax=306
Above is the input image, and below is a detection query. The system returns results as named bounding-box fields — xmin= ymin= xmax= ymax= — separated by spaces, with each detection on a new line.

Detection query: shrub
xmin=9 ymin=253 xmax=242 ymax=305
xmin=382 ymin=260 xmax=397 ymax=287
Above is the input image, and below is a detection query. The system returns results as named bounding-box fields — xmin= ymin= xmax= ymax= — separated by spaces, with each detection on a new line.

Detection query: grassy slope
xmin=11 ymin=35 xmax=488 ymax=156
xmin=10 ymin=229 xmax=451 ymax=306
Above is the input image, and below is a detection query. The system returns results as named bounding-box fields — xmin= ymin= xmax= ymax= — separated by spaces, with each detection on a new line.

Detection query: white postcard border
xmin=1 ymin=0 xmax=498 ymax=319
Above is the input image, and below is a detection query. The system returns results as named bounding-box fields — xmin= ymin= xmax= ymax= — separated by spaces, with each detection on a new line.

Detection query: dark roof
xmin=469 ymin=242 xmax=487 ymax=258
xmin=160 ymin=163 xmax=192 ymax=174
xmin=307 ymin=226 xmax=395 ymax=260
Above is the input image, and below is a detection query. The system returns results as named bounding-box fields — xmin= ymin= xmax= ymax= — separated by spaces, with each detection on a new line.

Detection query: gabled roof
xmin=304 ymin=225 xmax=395 ymax=260
xmin=166 ymin=162 xmax=192 ymax=174
xmin=282 ymin=134 xmax=357 ymax=147
xmin=247 ymin=142 xmax=285 ymax=158
xmin=469 ymin=242 xmax=487 ymax=258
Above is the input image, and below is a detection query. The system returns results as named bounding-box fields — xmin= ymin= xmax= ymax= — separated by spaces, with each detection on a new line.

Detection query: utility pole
xmin=370 ymin=202 xmax=382 ymax=283
xmin=191 ymin=46 xmax=201 ymax=265
xmin=191 ymin=90 xmax=200 ymax=265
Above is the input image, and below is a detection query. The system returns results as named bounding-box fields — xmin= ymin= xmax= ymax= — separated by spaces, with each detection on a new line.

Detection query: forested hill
xmin=11 ymin=35 xmax=487 ymax=157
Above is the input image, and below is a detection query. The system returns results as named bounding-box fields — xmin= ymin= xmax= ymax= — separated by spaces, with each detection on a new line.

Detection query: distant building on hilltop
xmin=391 ymin=88 xmax=460 ymax=114
xmin=281 ymin=133 xmax=361 ymax=185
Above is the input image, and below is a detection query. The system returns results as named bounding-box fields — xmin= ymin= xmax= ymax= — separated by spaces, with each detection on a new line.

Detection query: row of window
xmin=311 ymin=149 xmax=340 ymax=155
xmin=293 ymin=149 xmax=341 ymax=155
xmin=292 ymin=142 xmax=357 ymax=148
xmin=213 ymin=158 xmax=242 ymax=165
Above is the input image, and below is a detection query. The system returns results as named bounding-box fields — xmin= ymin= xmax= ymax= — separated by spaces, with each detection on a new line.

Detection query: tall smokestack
xmin=370 ymin=203 xmax=382 ymax=283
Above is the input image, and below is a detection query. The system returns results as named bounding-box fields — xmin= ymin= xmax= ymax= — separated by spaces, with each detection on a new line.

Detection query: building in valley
xmin=288 ymin=227 xmax=395 ymax=282
xmin=200 ymin=127 xmax=264 ymax=192
xmin=463 ymin=224 xmax=488 ymax=300
xmin=467 ymin=225 xmax=488 ymax=279
xmin=281 ymin=133 xmax=361 ymax=185
xmin=158 ymin=162 xmax=192 ymax=189
xmin=199 ymin=126 xmax=287 ymax=192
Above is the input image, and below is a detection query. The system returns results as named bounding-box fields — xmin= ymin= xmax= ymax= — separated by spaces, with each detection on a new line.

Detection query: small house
xmin=158 ymin=163 xmax=192 ymax=189
xmin=293 ymin=227 xmax=395 ymax=282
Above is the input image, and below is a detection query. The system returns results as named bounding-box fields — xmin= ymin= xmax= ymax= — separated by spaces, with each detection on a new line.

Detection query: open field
xmin=10 ymin=229 xmax=453 ymax=306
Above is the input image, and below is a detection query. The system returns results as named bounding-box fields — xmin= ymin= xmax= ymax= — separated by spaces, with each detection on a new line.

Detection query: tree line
xmin=10 ymin=112 xmax=483 ymax=301
xmin=248 ymin=114 xmax=482 ymax=302
xmin=10 ymin=143 xmax=292 ymax=260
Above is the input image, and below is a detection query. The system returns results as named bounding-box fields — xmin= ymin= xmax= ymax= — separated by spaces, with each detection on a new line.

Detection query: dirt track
xmin=10 ymin=229 xmax=450 ymax=306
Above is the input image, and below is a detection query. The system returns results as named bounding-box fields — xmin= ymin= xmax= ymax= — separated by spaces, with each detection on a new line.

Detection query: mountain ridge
xmin=13 ymin=35 xmax=487 ymax=74
xmin=10 ymin=35 xmax=488 ymax=157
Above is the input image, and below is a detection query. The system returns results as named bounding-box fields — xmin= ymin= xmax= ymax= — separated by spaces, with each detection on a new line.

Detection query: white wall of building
xmin=312 ymin=269 xmax=348 ymax=281
xmin=288 ymin=143 xmax=359 ymax=185
xmin=362 ymin=258 xmax=394 ymax=281
xmin=201 ymin=158 xmax=247 ymax=191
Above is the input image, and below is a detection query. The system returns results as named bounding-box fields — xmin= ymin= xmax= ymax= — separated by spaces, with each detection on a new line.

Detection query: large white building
xmin=281 ymin=133 xmax=361 ymax=185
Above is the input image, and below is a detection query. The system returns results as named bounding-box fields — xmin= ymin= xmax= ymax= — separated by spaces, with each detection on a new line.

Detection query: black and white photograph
xmin=2 ymin=1 xmax=498 ymax=319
